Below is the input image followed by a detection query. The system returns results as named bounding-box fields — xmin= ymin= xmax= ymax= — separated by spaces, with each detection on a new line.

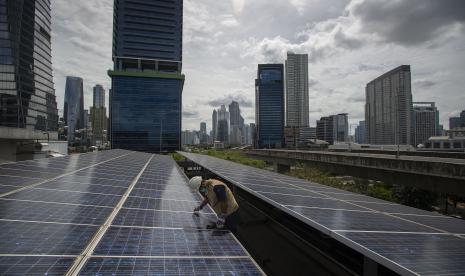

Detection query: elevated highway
xmin=245 ymin=149 xmax=465 ymax=197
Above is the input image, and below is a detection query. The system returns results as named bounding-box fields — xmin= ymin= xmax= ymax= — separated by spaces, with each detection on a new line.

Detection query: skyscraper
xmin=109 ymin=0 xmax=184 ymax=153
xmin=285 ymin=52 xmax=309 ymax=127
xmin=316 ymin=116 xmax=334 ymax=144
xmin=450 ymin=117 xmax=460 ymax=130
xmin=217 ymin=105 xmax=229 ymax=145
xmin=229 ymin=101 xmax=244 ymax=145
xmin=199 ymin=122 xmax=207 ymax=144
xmin=64 ymin=76 xmax=84 ymax=143
xmin=355 ymin=121 xmax=366 ymax=144
xmin=461 ymin=111 xmax=465 ymax=127
xmin=255 ymin=64 xmax=285 ymax=148
xmin=365 ymin=65 xmax=413 ymax=145
xmin=0 ymin=0 xmax=58 ymax=155
xmin=93 ymin=85 xmax=105 ymax=108
xmin=333 ymin=113 xmax=349 ymax=142
xmin=91 ymin=85 xmax=107 ymax=147
xmin=413 ymin=102 xmax=439 ymax=146
xmin=212 ymin=109 xmax=218 ymax=141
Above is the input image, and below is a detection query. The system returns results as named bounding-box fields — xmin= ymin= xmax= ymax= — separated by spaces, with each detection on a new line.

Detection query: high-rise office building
xmin=413 ymin=102 xmax=439 ymax=146
xmin=93 ymin=85 xmax=105 ymax=108
xmin=285 ymin=52 xmax=309 ymax=127
xmin=229 ymin=101 xmax=241 ymax=127
xmin=450 ymin=117 xmax=461 ymax=130
xmin=91 ymin=85 xmax=107 ymax=147
xmin=229 ymin=101 xmax=244 ymax=145
xmin=216 ymin=105 xmax=229 ymax=145
xmin=255 ymin=64 xmax=285 ymax=148
xmin=109 ymin=0 xmax=184 ymax=153
xmin=64 ymin=76 xmax=84 ymax=143
xmin=199 ymin=122 xmax=207 ymax=144
xmin=355 ymin=121 xmax=366 ymax=144
xmin=316 ymin=114 xmax=348 ymax=144
xmin=212 ymin=109 xmax=218 ymax=141
xmin=316 ymin=116 xmax=334 ymax=144
xmin=334 ymin=113 xmax=349 ymax=142
xmin=365 ymin=65 xmax=413 ymax=145
xmin=461 ymin=111 xmax=465 ymax=127
xmin=0 ymin=0 xmax=59 ymax=160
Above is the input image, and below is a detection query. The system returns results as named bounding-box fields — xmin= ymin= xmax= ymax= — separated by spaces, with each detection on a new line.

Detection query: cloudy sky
xmin=51 ymin=0 xmax=465 ymax=132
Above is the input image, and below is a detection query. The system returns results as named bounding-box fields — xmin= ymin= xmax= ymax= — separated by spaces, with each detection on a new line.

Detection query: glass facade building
xmin=64 ymin=76 xmax=84 ymax=142
xmin=0 ymin=0 xmax=58 ymax=133
xmin=91 ymin=85 xmax=107 ymax=147
xmin=110 ymin=0 xmax=184 ymax=153
xmin=255 ymin=64 xmax=284 ymax=149
xmin=93 ymin=84 xmax=105 ymax=108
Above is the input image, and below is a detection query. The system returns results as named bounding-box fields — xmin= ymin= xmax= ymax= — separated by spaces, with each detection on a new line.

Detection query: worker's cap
xmin=189 ymin=176 xmax=203 ymax=190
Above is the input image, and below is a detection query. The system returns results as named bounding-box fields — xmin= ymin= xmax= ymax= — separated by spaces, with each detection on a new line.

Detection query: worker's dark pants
xmin=226 ymin=210 xmax=239 ymax=234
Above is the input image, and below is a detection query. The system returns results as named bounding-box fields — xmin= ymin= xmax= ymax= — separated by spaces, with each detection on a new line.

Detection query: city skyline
xmin=51 ymin=0 xmax=465 ymax=131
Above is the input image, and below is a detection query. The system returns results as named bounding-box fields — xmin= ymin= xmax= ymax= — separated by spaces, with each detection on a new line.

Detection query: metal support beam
xmin=363 ymin=256 xmax=378 ymax=276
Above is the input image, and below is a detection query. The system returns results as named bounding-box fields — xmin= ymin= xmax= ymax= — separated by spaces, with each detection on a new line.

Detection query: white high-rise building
xmin=365 ymin=65 xmax=413 ymax=145
xmin=285 ymin=52 xmax=309 ymax=127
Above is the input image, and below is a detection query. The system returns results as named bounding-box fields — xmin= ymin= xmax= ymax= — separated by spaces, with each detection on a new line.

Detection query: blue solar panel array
xmin=179 ymin=152 xmax=465 ymax=276
xmin=0 ymin=150 xmax=263 ymax=275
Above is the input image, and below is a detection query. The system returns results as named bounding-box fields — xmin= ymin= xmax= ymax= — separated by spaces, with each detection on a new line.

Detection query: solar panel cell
xmin=6 ymin=189 xmax=123 ymax=207
xmin=124 ymin=197 xmax=205 ymax=212
xmin=94 ymin=227 xmax=247 ymax=257
xmin=0 ymin=256 xmax=74 ymax=276
xmin=0 ymin=221 xmax=97 ymax=255
xmin=338 ymin=232 xmax=465 ymax=276
xmin=81 ymin=257 xmax=262 ymax=275
xmin=113 ymin=208 xmax=216 ymax=228
xmin=0 ymin=199 xmax=112 ymax=225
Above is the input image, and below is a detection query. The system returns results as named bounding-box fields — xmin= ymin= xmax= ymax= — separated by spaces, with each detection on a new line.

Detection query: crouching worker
xmin=189 ymin=176 xmax=239 ymax=233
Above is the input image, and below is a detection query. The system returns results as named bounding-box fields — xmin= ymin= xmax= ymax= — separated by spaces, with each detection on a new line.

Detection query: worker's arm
xmin=194 ymin=198 xmax=209 ymax=212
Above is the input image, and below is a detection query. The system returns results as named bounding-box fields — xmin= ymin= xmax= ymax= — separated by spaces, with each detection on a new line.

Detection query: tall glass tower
xmin=64 ymin=76 xmax=84 ymax=143
xmin=0 ymin=0 xmax=58 ymax=134
xmin=255 ymin=64 xmax=285 ymax=149
xmin=109 ymin=0 xmax=184 ymax=153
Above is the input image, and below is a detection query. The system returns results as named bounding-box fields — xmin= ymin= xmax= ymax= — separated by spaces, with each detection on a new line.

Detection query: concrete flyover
xmin=245 ymin=149 xmax=465 ymax=197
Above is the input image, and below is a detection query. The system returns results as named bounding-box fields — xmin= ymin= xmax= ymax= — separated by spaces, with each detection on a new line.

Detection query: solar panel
xmin=0 ymin=256 xmax=74 ymax=276
xmin=179 ymin=151 xmax=465 ymax=276
xmin=337 ymin=232 xmax=465 ymax=276
xmin=94 ymin=227 xmax=247 ymax=257
xmin=113 ymin=208 xmax=217 ymax=228
xmin=38 ymin=181 xmax=128 ymax=195
xmin=129 ymin=187 xmax=201 ymax=201
xmin=5 ymin=189 xmax=123 ymax=207
xmin=124 ymin=197 xmax=211 ymax=212
xmin=0 ymin=220 xmax=98 ymax=255
xmin=0 ymin=150 xmax=263 ymax=275
xmin=394 ymin=214 xmax=465 ymax=234
xmin=81 ymin=257 xmax=262 ymax=275
xmin=0 ymin=199 xmax=113 ymax=225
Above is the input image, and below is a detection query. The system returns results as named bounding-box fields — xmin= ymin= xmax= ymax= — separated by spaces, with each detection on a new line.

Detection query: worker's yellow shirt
xmin=204 ymin=179 xmax=239 ymax=216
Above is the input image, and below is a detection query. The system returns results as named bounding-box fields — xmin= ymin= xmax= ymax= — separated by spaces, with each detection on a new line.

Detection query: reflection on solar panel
xmin=0 ymin=150 xmax=263 ymax=275
xmin=179 ymin=152 xmax=465 ymax=276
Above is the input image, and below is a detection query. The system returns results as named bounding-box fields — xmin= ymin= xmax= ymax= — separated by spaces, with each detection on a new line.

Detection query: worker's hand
xmin=216 ymin=217 xmax=226 ymax=229
xmin=193 ymin=206 xmax=201 ymax=213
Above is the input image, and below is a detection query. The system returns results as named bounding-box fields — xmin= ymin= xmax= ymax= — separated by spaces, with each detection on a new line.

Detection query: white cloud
xmin=50 ymin=0 xmax=465 ymax=131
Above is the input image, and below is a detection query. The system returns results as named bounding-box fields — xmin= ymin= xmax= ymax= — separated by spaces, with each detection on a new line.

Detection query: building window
xmin=433 ymin=142 xmax=440 ymax=149
xmin=453 ymin=142 xmax=462 ymax=149
xmin=443 ymin=142 xmax=450 ymax=149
